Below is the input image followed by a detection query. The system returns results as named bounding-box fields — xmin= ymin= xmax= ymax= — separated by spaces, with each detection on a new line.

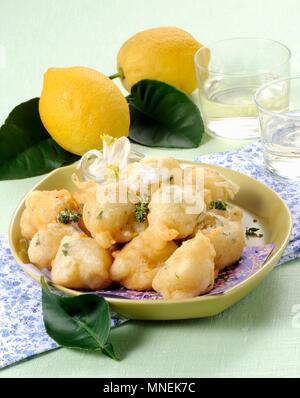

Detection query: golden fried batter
xmin=195 ymin=206 xmax=245 ymax=272
xmin=148 ymin=184 xmax=204 ymax=239
xmin=125 ymin=156 xmax=182 ymax=197
xmin=20 ymin=189 xmax=78 ymax=240
xmin=82 ymin=182 xmax=146 ymax=249
xmin=152 ymin=231 xmax=216 ymax=300
xmin=110 ymin=226 xmax=178 ymax=290
xmin=51 ymin=235 xmax=112 ymax=290
xmin=28 ymin=223 xmax=80 ymax=269
xmin=184 ymin=166 xmax=239 ymax=204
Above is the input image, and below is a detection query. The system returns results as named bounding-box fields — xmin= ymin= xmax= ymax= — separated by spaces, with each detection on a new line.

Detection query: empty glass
xmin=194 ymin=38 xmax=291 ymax=140
xmin=255 ymin=76 xmax=300 ymax=180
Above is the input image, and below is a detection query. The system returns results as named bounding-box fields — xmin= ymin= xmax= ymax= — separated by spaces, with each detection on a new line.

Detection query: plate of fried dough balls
xmin=9 ymin=155 xmax=291 ymax=320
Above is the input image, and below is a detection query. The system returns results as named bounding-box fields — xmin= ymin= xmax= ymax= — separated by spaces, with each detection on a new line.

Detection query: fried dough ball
xmin=72 ymin=191 xmax=87 ymax=210
xmin=125 ymin=156 xmax=182 ymax=197
xmin=152 ymin=231 xmax=216 ymax=300
xmin=28 ymin=223 xmax=80 ymax=269
xmin=20 ymin=209 xmax=36 ymax=241
xmin=203 ymin=167 xmax=239 ymax=201
xmin=51 ymin=235 xmax=112 ymax=290
xmin=148 ymin=184 xmax=204 ymax=239
xmin=211 ymin=205 xmax=243 ymax=221
xmin=184 ymin=166 xmax=239 ymax=204
xmin=140 ymin=156 xmax=181 ymax=169
xmin=71 ymin=174 xmax=99 ymax=208
xmin=20 ymin=189 xmax=78 ymax=240
xmin=82 ymin=182 xmax=146 ymax=249
xmin=110 ymin=226 xmax=178 ymax=290
xmin=195 ymin=206 xmax=245 ymax=272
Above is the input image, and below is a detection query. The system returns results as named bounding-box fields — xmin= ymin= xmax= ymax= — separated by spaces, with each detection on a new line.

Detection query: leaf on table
xmin=0 ymin=98 xmax=79 ymax=180
xmin=102 ymin=342 xmax=118 ymax=360
xmin=41 ymin=278 xmax=117 ymax=360
xmin=128 ymin=79 xmax=204 ymax=148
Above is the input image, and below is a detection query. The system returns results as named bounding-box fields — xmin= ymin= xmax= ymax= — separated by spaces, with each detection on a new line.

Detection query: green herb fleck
xmin=135 ymin=201 xmax=149 ymax=223
xmin=245 ymin=227 xmax=263 ymax=239
xmin=175 ymin=272 xmax=180 ymax=279
xmin=253 ymin=219 xmax=257 ymax=223
xmin=62 ymin=242 xmax=70 ymax=256
xmin=57 ymin=208 xmax=81 ymax=224
xmin=35 ymin=233 xmax=41 ymax=246
xmin=97 ymin=210 xmax=104 ymax=220
xmin=209 ymin=200 xmax=228 ymax=211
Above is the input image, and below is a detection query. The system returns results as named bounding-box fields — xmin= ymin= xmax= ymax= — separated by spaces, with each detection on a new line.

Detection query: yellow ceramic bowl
xmin=8 ymin=161 xmax=292 ymax=320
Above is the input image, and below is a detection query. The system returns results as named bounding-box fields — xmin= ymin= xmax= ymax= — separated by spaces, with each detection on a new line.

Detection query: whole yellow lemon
xmin=117 ymin=27 xmax=203 ymax=94
xmin=39 ymin=66 xmax=130 ymax=156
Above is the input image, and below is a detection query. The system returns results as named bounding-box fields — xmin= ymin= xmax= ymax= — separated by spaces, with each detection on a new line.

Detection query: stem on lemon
xmin=109 ymin=72 xmax=123 ymax=80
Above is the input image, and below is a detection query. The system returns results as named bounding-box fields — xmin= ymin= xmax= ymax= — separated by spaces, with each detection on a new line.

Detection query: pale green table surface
xmin=1 ymin=0 xmax=300 ymax=378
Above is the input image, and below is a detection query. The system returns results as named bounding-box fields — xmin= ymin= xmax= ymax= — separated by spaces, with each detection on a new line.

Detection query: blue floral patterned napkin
xmin=1 ymin=141 xmax=298 ymax=370
xmin=196 ymin=141 xmax=300 ymax=264
xmin=0 ymin=233 xmax=126 ymax=369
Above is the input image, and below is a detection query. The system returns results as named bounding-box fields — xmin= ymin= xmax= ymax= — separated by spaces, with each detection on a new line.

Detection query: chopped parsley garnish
xmin=245 ymin=227 xmax=263 ymax=239
xmin=97 ymin=210 xmax=104 ymax=220
xmin=209 ymin=200 xmax=228 ymax=211
xmin=57 ymin=209 xmax=81 ymax=224
xmin=62 ymin=243 xmax=70 ymax=256
xmin=35 ymin=233 xmax=41 ymax=246
xmin=135 ymin=201 xmax=149 ymax=223
xmin=253 ymin=219 xmax=258 ymax=223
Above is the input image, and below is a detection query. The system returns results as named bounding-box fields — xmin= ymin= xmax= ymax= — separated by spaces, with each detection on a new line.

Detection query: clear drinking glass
xmin=194 ymin=38 xmax=291 ymax=140
xmin=255 ymin=76 xmax=300 ymax=180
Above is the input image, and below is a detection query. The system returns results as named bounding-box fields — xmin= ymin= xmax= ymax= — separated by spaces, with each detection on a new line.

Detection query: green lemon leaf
xmin=128 ymin=79 xmax=203 ymax=148
xmin=41 ymin=278 xmax=117 ymax=360
xmin=102 ymin=342 xmax=119 ymax=360
xmin=0 ymin=98 xmax=79 ymax=180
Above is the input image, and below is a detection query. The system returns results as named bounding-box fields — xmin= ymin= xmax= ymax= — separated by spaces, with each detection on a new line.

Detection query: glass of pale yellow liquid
xmin=194 ymin=38 xmax=291 ymax=140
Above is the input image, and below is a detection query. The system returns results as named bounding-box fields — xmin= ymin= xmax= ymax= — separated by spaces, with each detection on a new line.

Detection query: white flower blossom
xmin=78 ymin=134 xmax=131 ymax=183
